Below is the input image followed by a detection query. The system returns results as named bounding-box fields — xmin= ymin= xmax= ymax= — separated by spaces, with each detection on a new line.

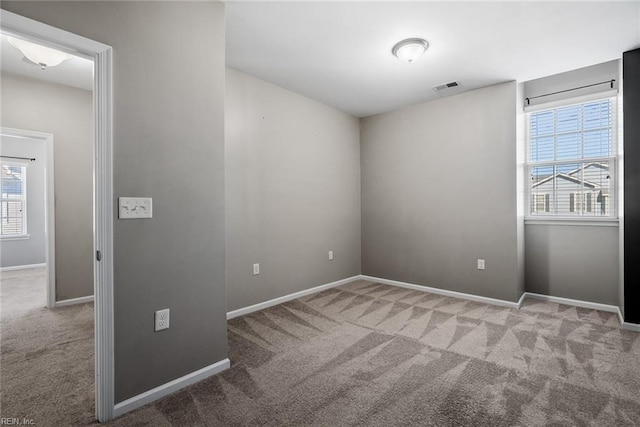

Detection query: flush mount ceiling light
xmin=392 ymin=38 xmax=429 ymax=64
xmin=7 ymin=36 xmax=73 ymax=70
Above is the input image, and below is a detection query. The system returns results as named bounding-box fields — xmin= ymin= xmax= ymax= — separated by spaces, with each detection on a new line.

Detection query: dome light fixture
xmin=392 ymin=38 xmax=429 ymax=64
xmin=7 ymin=36 xmax=73 ymax=70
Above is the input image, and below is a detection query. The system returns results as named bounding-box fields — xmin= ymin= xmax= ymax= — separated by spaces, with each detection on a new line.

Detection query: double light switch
xmin=118 ymin=197 xmax=152 ymax=219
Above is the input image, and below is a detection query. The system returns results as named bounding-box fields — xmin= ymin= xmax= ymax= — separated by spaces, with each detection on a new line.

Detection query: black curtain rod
xmin=1 ymin=155 xmax=36 ymax=162
xmin=525 ymin=79 xmax=615 ymax=105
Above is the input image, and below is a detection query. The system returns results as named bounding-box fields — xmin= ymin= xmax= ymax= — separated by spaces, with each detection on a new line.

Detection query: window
xmin=532 ymin=193 xmax=550 ymax=213
xmin=527 ymin=97 xmax=616 ymax=218
xmin=1 ymin=162 xmax=27 ymax=236
xmin=569 ymin=192 xmax=582 ymax=213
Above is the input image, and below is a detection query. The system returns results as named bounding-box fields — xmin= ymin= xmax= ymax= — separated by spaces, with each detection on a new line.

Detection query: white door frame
xmin=0 ymin=10 xmax=115 ymax=422
xmin=0 ymin=127 xmax=55 ymax=309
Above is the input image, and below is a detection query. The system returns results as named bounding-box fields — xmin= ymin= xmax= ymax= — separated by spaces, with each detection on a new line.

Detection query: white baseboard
xmin=523 ymin=292 xmax=619 ymax=313
xmin=0 ymin=263 xmax=46 ymax=272
xmin=517 ymin=292 xmax=527 ymax=309
xmin=225 ymin=273 xmax=639 ymax=333
xmin=227 ymin=275 xmax=362 ymax=319
xmin=616 ymin=308 xmax=640 ymax=332
xmin=617 ymin=307 xmax=625 ymax=326
xmin=54 ymin=295 xmax=94 ymax=308
xmin=521 ymin=293 xmax=640 ymax=332
xmin=622 ymin=321 xmax=640 ymax=332
xmin=113 ymin=358 xmax=230 ymax=418
xmin=360 ymin=275 xmax=520 ymax=309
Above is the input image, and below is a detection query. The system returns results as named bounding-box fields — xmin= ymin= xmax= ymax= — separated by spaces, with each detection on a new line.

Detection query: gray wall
xmin=361 ymin=82 xmax=523 ymax=302
xmin=525 ymin=224 xmax=619 ymax=305
xmin=226 ymin=68 xmax=361 ymax=310
xmin=1 ymin=1 xmax=228 ymax=403
xmin=1 ymin=73 xmax=93 ymax=300
xmin=524 ymin=60 xmax=620 ymax=107
xmin=0 ymin=135 xmax=46 ymax=268
xmin=523 ymin=60 xmax=621 ymax=306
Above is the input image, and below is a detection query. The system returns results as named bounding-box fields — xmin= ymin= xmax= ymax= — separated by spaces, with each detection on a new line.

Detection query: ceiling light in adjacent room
xmin=7 ymin=36 xmax=73 ymax=70
xmin=392 ymin=38 xmax=429 ymax=64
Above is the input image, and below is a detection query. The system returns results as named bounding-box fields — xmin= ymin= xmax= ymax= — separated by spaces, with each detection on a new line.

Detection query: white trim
xmin=618 ymin=305 xmax=640 ymax=332
xmin=617 ymin=307 xmax=625 ymax=326
xmin=0 ymin=10 xmax=109 ymax=60
xmin=525 ymin=293 xmax=639 ymax=332
xmin=356 ymin=278 xmax=638 ymax=332
xmin=94 ymin=43 xmax=114 ymax=423
xmin=54 ymin=295 xmax=94 ymax=308
xmin=525 ymin=95 xmax=618 ymax=219
xmin=622 ymin=322 xmax=640 ymax=333
xmin=0 ymin=263 xmax=46 ymax=272
xmin=1 ymin=10 xmax=116 ymax=422
xmin=1 ymin=127 xmax=56 ymax=309
xmin=517 ymin=292 xmax=527 ymax=309
xmin=113 ymin=359 xmax=230 ymax=418
xmin=524 ymin=218 xmax=619 ymax=227
xmin=360 ymin=275 xmax=521 ymax=309
xmin=523 ymin=292 xmax=619 ymax=313
xmin=226 ymin=275 xmax=639 ymax=335
xmin=0 ymin=234 xmax=31 ymax=241
xmin=227 ymin=275 xmax=362 ymax=319
xmin=0 ymin=159 xmax=28 ymax=236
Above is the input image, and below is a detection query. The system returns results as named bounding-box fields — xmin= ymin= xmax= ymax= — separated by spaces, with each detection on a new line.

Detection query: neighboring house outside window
xmin=532 ymin=193 xmax=550 ymax=213
xmin=527 ymin=98 xmax=615 ymax=218
xmin=1 ymin=162 xmax=27 ymax=236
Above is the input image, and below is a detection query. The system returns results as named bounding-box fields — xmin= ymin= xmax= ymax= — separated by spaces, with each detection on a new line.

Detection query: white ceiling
xmin=0 ymin=33 xmax=93 ymax=91
xmin=1 ymin=3 xmax=637 ymax=115
xmin=226 ymin=1 xmax=640 ymax=117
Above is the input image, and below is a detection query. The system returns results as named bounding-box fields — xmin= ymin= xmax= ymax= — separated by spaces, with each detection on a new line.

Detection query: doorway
xmin=0 ymin=10 xmax=114 ymax=422
xmin=0 ymin=129 xmax=55 ymax=308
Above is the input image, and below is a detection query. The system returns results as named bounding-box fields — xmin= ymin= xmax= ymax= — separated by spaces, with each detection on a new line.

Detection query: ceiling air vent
xmin=434 ymin=81 xmax=460 ymax=91
xmin=432 ymin=81 xmax=463 ymax=97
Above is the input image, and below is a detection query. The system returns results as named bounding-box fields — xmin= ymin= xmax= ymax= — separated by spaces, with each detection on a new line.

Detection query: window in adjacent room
xmin=527 ymin=97 xmax=616 ymax=218
xmin=1 ymin=161 xmax=27 ymax=236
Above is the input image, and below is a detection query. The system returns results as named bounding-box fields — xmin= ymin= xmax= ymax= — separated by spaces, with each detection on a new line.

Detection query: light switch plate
xmin=119 ymin=197 xmax=152 ymax=219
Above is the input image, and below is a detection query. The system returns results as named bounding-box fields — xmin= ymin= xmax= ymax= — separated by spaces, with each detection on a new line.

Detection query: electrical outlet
xmin=328 ymin=250 xmax=334 ymax=260
xmin=477 ymin=259 xmax=486 ymax=270
xmin=253 ymin=263 xmax=260 ymax=275
xmin=155 ymin=308 xmax=170 ymax=331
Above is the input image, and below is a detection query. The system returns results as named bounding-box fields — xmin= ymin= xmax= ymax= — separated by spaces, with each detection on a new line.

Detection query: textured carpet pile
xmin=2 ymin=269 xmax=639 ymax=426
xmin=0 ymin=268 xmax=94 ymax=425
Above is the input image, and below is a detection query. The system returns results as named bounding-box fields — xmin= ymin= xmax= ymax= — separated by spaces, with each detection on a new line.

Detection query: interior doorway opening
xmin=0 ymin=128 xmax=55 ymax=307
xmin=0 ymin=10 xmax=114 ymax=422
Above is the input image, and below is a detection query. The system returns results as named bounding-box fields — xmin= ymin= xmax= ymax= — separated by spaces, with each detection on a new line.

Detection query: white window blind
xmin=1 ymin=162 xmax=27 ymax=235
xmin=527 ymin=97 xmax=616 ymax=218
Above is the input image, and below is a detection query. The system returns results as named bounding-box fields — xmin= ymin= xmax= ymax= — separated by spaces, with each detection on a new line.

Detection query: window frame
xmin=0 ymin=160 xmax=28 ymax=238
xmin=525 ymin=95 xmax=618 ymax=222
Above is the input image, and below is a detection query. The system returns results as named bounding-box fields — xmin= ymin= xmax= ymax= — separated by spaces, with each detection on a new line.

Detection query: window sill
xmin=0 ymin=234 xmax=31 ymax=241
xmin=524 ymin=217 xmax=618 ymax=227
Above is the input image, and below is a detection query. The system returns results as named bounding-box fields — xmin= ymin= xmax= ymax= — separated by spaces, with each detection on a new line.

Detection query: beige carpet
xmin=0 ymin=268 xmax=95 ymax=425
xmin=2 ymin=270 xmax=640 ymax=426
